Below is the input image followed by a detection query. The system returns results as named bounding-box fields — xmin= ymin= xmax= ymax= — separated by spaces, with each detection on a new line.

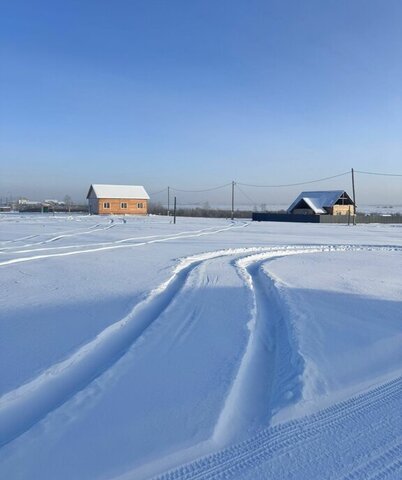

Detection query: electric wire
xmin=237 ymin=171 xmax=350 ymax=188
xmin=235 ymin=184 xmax=258 ymax=205
xmin=355 ymin=170 xmax=402 ymax=177
xmin=170 ymin=183 xmax=232 ymax=193
xmin=148 ymin=187 xmax=168 ymax=196
xmin=149 ymin=169 xmax=402 ymax=201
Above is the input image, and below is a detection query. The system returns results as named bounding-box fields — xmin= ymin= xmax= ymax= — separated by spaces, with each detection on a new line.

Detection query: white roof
xmin=87 ymin=184 xmax=149 ymax=200
xmin=287 ymin=190 xmax=346 ymax=214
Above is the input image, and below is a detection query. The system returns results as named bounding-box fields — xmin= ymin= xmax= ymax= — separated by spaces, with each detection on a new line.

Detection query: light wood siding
xmin=98 ymin=198 xmax=148 ymax=215
xmin=329 ymin=205 xmax=355 ymax=215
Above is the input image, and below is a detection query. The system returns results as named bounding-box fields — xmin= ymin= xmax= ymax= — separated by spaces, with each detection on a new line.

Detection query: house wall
xmin=329 ymin=205 xmax=355 ymax=215
xmin=97 ymin=198 xmax=148 ymax=215
xmin=88 ymin=198 xmax=99 ymax=214
xmin=87 ymin=189 xmax=99 ymax=214
xmin=291 ymin=205 xmax=355 ymax=216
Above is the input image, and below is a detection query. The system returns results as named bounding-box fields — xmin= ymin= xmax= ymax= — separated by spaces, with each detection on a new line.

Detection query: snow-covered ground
xmin=0 ymin=214 xmax=401 ymax=480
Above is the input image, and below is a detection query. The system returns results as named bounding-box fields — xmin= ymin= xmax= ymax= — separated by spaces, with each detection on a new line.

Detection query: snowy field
xmin=0 ymin=213 xmax=401 ymax=480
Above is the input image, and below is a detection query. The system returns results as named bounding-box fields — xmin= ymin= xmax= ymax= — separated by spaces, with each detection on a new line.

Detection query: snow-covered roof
xmin=87 ymin=184 xmax=150 ymax=200
xmin=287 ymin=190 xmax=347 ymax=214
xmin=300 ymin=197 xmax=327 ymax=214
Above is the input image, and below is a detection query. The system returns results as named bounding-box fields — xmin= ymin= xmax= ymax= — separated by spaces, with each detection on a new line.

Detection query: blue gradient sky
xmin=1 ymin=0 xmax=401 ymax=204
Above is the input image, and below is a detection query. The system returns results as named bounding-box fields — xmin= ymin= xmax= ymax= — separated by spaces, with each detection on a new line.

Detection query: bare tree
xmin=64 ymin=195 xmax=73 ymax=212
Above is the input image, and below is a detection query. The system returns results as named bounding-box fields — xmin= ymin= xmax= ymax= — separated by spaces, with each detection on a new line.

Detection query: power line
xmin=170 ymin=183 xmax=232 ymax=193
xmin=149 ymin=187 xmax=168 ymax=196
xmin=355 ymin=170 xmax=402 ymax=177
xmin=149 ymin=168 xmax=402 ymax=199
xmin=175 ymin=201 xmax=212 ymax=206
xmin=236 ymin=184 xmax=258 ymax=205
xmin=237 ymin=171 xmax=350 ymax=188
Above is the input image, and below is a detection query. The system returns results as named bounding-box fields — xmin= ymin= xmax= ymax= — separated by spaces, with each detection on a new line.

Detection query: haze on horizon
xmin=1 ymin=0 xmax=401 ymax=206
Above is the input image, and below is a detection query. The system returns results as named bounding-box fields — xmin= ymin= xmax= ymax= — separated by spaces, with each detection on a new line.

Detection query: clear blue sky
xmin=1 ymin=0 xmax=401 ymax=204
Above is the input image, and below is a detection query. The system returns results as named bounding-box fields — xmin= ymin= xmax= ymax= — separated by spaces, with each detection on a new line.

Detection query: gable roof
xmin=297 ymin=197 xmax=327 ymax=214
xmin=287 ymin=190 xmax=350 ymax=214
xmin=87 ymin=184 xmax=150 ymax=200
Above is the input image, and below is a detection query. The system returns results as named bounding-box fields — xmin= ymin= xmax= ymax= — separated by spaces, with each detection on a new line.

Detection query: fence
xmin=253 ymin=212 xmax=402 ymax=224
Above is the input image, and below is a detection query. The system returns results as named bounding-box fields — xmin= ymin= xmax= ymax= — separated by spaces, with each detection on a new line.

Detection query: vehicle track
xmin=0 ymin=222 xmax=248 ymax=266
xmin=0 ymin=221 xmax=103 ymax=246
xmin=0 ymin=257 xmax=206 ymax=447
xmin=0 ymin=223 xmax=244 ymax=255
xmin=153 ymin=375 xmax=402 ymax=480
xmin=212 ymin=251 xmax=311 ymax=444
xmin=1 ymin=242 xmax=400 ymax=473
xmin=0 ymin=234 xmax=39 ymax=244
xmin=339 ymin=437 xmax=402 ymax=480
xmin=0 ymin=221 xmax=117 ymax=251
xmin=368 ymin=458 xmax=402 ymax=480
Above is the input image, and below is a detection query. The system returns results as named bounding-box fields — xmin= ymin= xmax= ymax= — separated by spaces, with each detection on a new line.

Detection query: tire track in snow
xmin=146 ymin=246 xmax=402 ymax=479
xmin=0 ymin=234 xmax=39 ymax=244
xmin=0 ymin=243 xmax=400 ymax=456
xmin=0 ymin=224 xmax=244 ymax=255
xmin=212 ymin=249 xmax=317 ymax=444
xmin=154 ymin=375 xmax=402 ymax=480
xmin=0 ymin=221 xmax=103 ymax=246
xmin=339 ymin=438 xmax=402 ymax=480
xmin=157 ymin=365 xmax=401 ymax=479
xmin=0 ymin=221 xmax=117 ymax=251
xmin=0 ymin=222 xmax=248 ymax=266
xmin=0 ymin=243 xmax=307 ymax=449
xmin=212 ymin=244 xmax=401 ymax=444
xmin=0 ymin=237 xmax=255 ymax=447
xmin=369 ymin=459 xmax=402 ymax=480
xmin=0 ymin=258 xmax=205 ymax=447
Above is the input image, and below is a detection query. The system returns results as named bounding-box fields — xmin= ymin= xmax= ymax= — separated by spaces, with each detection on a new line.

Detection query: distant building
xmin=18 ymin=198 xmax=42 ymax=206
xmin=86 ymin=184 xmax=150 ymax=215
xmin=287 ymin=190 xmax=355 ymax=215
xmin=44 ymin=199 xmax=65 ymax=205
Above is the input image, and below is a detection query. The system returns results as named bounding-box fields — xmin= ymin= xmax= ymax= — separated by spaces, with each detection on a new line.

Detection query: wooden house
xmin=87 ymin=184 xmax=150 ymax=215
xmin=287 ymin=190 xmax=355 ymax=216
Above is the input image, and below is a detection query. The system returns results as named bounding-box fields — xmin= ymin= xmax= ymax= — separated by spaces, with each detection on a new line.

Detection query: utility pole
xmin=231 ymin=181 xmax=235 ymax=221
xmin=351 ymin=168 xmax=357 ymax=225
xmin=167 ymin=186 xmax=170 ymax=217
xmin=173 ymin=196 xmax=177 ymax=224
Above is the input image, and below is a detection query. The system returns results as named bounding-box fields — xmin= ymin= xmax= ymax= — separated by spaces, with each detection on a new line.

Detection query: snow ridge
xmin=212 ymin=249 xmax=320 ymax=444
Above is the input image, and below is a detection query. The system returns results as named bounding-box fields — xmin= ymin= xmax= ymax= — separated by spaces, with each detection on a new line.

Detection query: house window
xmin=103 ymin=202 xmax=110 ymax=209
xmin=121 ymin=202 xmax=128 ymax=209
xmin=137 ymin=202 xmax=143 ymax=208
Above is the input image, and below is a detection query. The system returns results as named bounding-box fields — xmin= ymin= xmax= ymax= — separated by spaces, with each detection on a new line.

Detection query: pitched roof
xmin=299 ymin=197 xmax=327 ymax=214
xmin=87 ymin=184 xmax=150 ymax=200
xmin=287 ymin=190 xmax=347 ymax=214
